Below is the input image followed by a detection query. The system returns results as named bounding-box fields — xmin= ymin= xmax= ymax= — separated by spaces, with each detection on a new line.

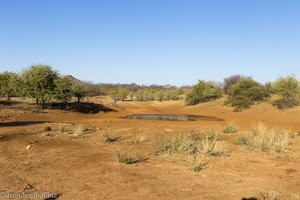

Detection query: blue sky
xmin=0 ymin=0 xmax=299 ymax=86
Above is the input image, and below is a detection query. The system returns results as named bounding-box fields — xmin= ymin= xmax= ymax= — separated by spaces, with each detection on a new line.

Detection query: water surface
xmin=124 ymin=114 xmax=223 ymax=121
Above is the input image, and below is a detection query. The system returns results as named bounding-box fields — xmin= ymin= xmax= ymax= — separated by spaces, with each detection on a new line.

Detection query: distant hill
xmin=65 ymin=75 xmax=85 ymax=85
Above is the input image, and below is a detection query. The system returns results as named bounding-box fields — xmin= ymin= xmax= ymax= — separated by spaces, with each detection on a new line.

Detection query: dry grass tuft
xmin=159 ymin=129 xmax=227 ymax=157
xmin=235 ymin=123 xmax=290 ymax=153
xmin=223 ymin=122 xmax=239 ymax=133
xmin=258 ymin=190 xmax=283 ymax=200
xmin=117 ymin=151 xmax=140 ymax=164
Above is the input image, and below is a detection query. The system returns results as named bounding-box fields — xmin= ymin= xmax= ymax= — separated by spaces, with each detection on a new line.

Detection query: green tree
xmin=54 ymin=76 xmax=73 ymax=103
xmin=274 ymin=75 xmax=300 ymax=108
xmin=22 ymin=65 xmax=58 ymax=109
xmin=112 ymin=87 xmax=129 ymax=101
xmin=0 ymin=72 xmax=20 ymax=100
xmin=72 ymin=84 xmax=87 ymax=103
xmin=186 ymin=80 xmax=220 ymax=105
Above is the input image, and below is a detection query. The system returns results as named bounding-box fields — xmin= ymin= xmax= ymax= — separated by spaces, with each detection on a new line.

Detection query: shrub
xmin=274 ymin=76 xmax=300 ymax=109
xmin=265 ymin=82 xmax=276 ymax=94
xmin=227 ymin=79 xmax=269 ymax=111
xmin=186 ymin=80 xmax=221 ymax=105
xmin=223 ymin=74 xmax=251 ymax=94
xmin=235 ymin=123 xmax=290 ymax=153
xmin=223 ymin=122 xmax=239 ymax=133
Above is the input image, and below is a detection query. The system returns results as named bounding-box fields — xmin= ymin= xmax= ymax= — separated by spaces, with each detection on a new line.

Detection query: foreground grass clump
xmin=160 ymin=129 xmax=227 ymax=157
xmin=258 ymin=190 xmax=283 ymax=200
xmin=117 ymin=151 xmax=140 ymax=164
xmin=291 ymin=193 xmax=300 ymax=200
xmin=201 ymin=139 xmax=227 ymax=156
xmin=235 ymin=123 xmax=290 ymax=153
xmin=223 ymin=122 xmax=239 ymax=133
xmin=100 ymin=130 xmax=118 ymax=143
xmin=168 ymin=134 xmax=197 ymax=155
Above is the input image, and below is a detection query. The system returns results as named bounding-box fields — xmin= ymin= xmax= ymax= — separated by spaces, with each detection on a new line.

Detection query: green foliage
xmin=54 ymin=76 xmax=73 ymax=103
xmin=223 ymin=74 xmax=250 ymax=94
xmin=274 ymin=76 xmax=300 ymax=109
xmin=0 ymin=72 xmax=21 ymax=100
xmin=227 ymin=78 xmax=269 ymax=111
xmin=72 ymin=84 xmax=87 ymax=103
xmin=22 ymin=65 xmax=59 ymax=109
xmin=264 ymin=82 xmax=276 ymax=94
xmin=112 ymin=87 xmax=129 ymax=101
xmin=186 ymin=80 xmax=221 ymax=105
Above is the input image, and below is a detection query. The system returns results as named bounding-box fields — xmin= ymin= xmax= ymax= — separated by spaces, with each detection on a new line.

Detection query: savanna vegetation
xmin=1 ymin=65 xmax=300 ymax=111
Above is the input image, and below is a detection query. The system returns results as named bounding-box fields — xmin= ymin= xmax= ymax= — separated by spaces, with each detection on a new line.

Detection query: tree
xmin=274 ymin=75 xmax=300 ymax=109
xmin=186 ymin=80 xmax=220 ymax=105
xmin=72 ymin=84 xmax=87 ymax=103
xmin=0 ymin=72 xmax=20 ymax=100
xmin=22 ymin=65 xmax=58 ymax=109
xmin=54 ymin=76 xmax=73 ymax=103
xmin=112 ymin=87 xmax=129 ymax=101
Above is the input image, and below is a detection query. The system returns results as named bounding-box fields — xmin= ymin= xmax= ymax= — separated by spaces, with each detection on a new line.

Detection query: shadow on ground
xmin=0 ymin=121 xmax=46 ymax=127
xmin=0 ymin=100 xmax=22 ymax=106
xmin=48 ymin=102 xmax=116 ymax=114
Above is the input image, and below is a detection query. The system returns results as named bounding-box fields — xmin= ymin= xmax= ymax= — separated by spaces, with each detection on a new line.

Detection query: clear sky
xmin=0 ymin=0 xmax=300 ymax=86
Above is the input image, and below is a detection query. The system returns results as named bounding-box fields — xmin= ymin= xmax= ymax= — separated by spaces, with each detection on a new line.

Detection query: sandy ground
xmin=0 ymin=97 xmax=299 ymax=200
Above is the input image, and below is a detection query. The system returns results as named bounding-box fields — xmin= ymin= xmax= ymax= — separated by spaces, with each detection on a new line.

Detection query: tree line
xmin=1 ymin=65 xmax=299 ymax=111
xmin=186 ymin=74 xmax=300 ymax=111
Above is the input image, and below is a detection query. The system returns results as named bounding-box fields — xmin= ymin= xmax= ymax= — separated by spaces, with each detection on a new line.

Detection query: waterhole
xmin=123 ymin=114 xmax=223 ymax=121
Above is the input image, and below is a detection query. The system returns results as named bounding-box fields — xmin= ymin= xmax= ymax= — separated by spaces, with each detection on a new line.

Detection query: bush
xmin=223 ymin=74 xmax=251 ymax=94
xmin=227 ymin=79 xmax=269 ymax=111
xmin=274 ymin=76 xmax=300 ymax=109
xmin=186 ymin=80 xmax=221 ymax=105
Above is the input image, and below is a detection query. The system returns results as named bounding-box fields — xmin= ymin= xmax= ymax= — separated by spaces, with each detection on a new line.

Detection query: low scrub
xmin=200 ymin=139 xmax=227 ymax=156
xmin=160 ymin=129 xmax=227 ymax=157
xmin=165 ymin=134 xmax=197 ymax=155
xmin=235 ymin=123 xmax=290 ymax=153
xmin=117 ymin=151 xmax=140 ymax=164
xmin=100 ymin=130 xmax=118 ymax=143
xmin=223 ymin=122 xmax=239 ymax=133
